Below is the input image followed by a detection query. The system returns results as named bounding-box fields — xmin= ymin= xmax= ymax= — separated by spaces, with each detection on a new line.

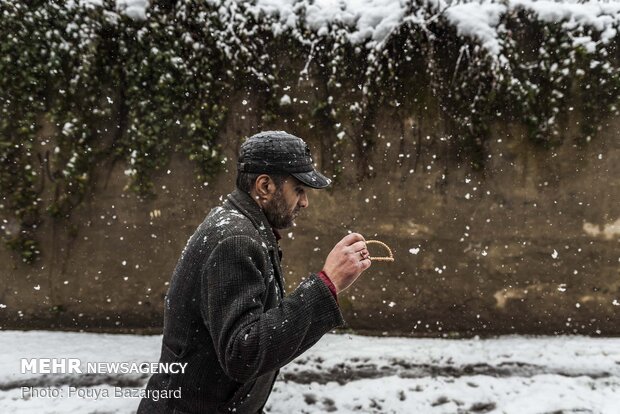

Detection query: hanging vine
xmin=1 ymin=0 xmax=619 ymax=262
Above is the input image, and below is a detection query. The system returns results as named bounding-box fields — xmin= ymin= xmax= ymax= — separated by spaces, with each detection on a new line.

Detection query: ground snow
xmin=1 ymin=331 xmax=619 ymax=413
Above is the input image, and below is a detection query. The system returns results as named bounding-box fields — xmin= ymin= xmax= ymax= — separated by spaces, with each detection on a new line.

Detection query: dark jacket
xmin=137 ymin=189 xmax=344 ymax=414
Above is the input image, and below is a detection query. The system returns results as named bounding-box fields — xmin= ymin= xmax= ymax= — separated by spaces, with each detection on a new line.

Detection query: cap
xmin=237 ymin=131 xmax=332 ymax=189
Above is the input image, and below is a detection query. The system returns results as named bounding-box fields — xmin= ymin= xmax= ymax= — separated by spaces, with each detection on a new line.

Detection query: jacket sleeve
xmin=200 ymin=235 xmax=344 ymax=383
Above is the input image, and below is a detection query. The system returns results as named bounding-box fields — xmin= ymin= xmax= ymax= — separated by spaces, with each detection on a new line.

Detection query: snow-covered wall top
xmin=110 ymin=0 xmax=620 ymax=57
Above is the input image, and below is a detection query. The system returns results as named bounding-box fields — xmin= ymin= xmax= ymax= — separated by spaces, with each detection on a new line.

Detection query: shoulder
xmin=207 ymin=205 xmax=258 ymax=235
xmin=196 ymin=205 xmax=264 ymax=250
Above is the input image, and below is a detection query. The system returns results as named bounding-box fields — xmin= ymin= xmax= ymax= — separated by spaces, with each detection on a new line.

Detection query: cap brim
xmin=291 ymin=169 xmax=332 ymax=189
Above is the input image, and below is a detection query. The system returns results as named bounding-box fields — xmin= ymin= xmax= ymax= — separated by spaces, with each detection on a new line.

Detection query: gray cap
xmin=237 ymin=131 xmax=332 ymax=189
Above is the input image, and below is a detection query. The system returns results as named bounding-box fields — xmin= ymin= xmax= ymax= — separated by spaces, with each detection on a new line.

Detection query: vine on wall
xmin=1 ymin=0 xmax=619 ymax=261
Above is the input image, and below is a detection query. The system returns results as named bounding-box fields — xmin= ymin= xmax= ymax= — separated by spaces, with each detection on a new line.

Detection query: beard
xmin=263 ymin=188 xmax=299 ymax=230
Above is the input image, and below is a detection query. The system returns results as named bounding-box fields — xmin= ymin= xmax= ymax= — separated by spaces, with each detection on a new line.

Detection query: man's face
xmin=263 ymin=177 xmax=309 ymax=230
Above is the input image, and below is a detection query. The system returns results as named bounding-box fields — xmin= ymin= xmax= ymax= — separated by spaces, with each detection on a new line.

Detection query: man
xmin=137 ymin=131 xmax=372 ymax=413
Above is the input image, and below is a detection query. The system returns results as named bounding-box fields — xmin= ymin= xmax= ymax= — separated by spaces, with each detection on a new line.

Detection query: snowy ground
xmin=1 ymin=331 xmax=619 ymax=413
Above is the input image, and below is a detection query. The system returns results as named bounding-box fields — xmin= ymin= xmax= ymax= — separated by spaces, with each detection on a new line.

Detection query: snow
xmin=115 ymin=0 xmax=149 ymax=20
xmin=280 ymin=94 xmax=292 ymax=105
xmin=13 ymin=0 xmax=620 ymax=85
xmin=513 ymin=0 xmax=620 ymax=32
xmin=1 ymin=331 xmax=619 ymax=413
xmin=202 ymin=0 xmax=620 ymax=56
xmin=269 ymin=375 xmax=618 ymax=413
xmin=77 ymin=0 xmax=150 ymax=20
xmin=237 ymin=0 xmax=408 ymax=44
xmin=440 ymin=0 xmax=620 ymax=64
xmin=444 ymin=2 xmax=507 ymax=56
xmin=443 ymin=0 xmax=620 ymax=56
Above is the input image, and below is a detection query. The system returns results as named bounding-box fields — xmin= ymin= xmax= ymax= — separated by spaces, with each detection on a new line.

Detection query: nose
xmin=299 ymin=191 xmax=309 ymax=209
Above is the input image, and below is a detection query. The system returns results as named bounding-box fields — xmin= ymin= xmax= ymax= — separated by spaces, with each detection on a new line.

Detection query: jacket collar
xmin=226 ymin=188 xmax=279 ymax=251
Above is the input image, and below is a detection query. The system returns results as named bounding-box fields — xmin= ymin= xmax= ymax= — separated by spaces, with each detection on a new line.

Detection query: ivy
xmin=0 ymin=1 xmax=228 ymax=261
xmin=1 ymin=0 xmax=619 ymax=262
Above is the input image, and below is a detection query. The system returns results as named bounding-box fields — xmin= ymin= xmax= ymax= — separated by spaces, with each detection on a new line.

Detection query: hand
xmin=322 ymin=233 xmax=371 ymax=294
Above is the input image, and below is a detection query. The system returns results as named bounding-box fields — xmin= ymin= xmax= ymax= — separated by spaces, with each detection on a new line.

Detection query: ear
xmin=254 ymin=174 xmax=276 ymax=199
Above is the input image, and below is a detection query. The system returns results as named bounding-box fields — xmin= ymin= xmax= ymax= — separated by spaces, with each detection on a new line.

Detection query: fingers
xmin=359 ymin=257 xmax=372 ymax=270
xmin=342 ymin=237 xmax=371 ymax=262
xmin=349 ymin=240 xmax=367 ymax=253
xmin=340 ymin=232 xmax=365 ymax=246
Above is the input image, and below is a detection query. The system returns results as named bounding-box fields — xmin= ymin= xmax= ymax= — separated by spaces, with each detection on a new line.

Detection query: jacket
xmin=137 ymin=188 xmax=344 ymax=413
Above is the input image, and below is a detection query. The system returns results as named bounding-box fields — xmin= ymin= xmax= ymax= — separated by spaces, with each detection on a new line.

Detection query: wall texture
xmin=1 ymin=92 xmax=619 ymax=337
